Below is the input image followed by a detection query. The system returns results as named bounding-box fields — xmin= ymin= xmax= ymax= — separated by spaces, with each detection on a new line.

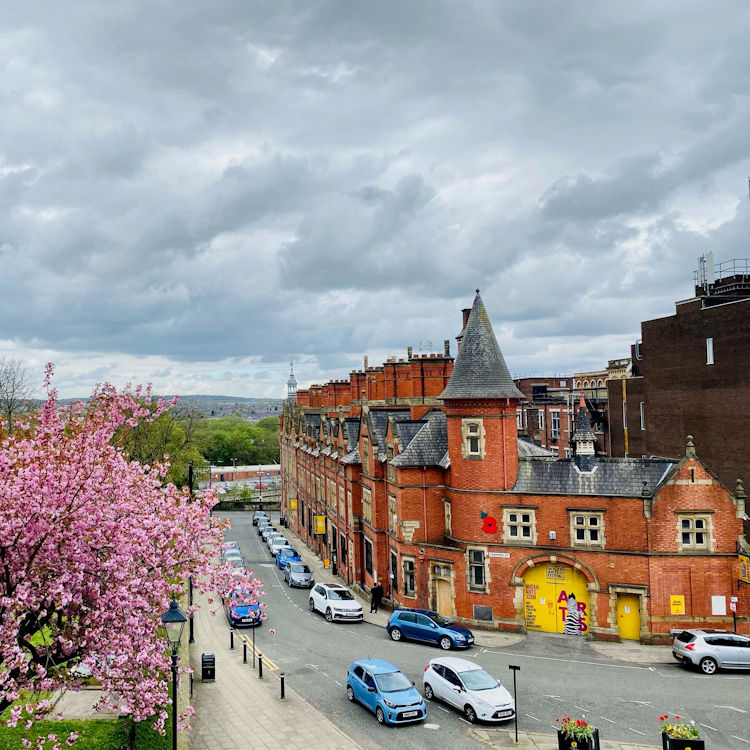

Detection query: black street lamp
xmin=161 ymin=597 xmax=188 ymax=750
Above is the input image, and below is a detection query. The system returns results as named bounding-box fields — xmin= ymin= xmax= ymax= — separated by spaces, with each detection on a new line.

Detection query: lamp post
xmin=258 ymin=465 xmax=263 ymax=509
xmin=161 ymin=598 xmax=188 ymax=750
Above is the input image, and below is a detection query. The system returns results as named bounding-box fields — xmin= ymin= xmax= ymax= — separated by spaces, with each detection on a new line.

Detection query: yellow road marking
xmin=239 ymin=634 xmax=278 ymax=670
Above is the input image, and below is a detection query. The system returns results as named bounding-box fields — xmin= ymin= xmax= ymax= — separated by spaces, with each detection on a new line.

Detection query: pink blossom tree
xmin=0 ymin=366 xmax=264 ymax=739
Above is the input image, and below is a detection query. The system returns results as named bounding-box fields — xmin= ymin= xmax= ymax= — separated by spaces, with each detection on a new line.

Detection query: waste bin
xmin=201 ymin=653 xmax=215 ymax=681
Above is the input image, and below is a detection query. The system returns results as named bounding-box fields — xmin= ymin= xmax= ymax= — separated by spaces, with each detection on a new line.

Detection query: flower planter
xmin=661 ymin=733 xmax=704 ymax=750
xmin=557 ymin=728 xmax=600 ymax=750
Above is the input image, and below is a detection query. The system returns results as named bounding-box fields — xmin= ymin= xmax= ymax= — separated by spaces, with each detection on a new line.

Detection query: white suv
xmin=309 ymin=583 xmax=363 ymax=622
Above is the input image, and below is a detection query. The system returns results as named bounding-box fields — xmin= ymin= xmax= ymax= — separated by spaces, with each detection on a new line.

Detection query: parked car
xmin=386 ymin=608 xmax=474 ymax=650
xmin=256 ymin=519 xmax=271 ymax=535
xmin=224 ymin=593 xmax=262 ymax=628
xmin=252 ymin=511 xmax=268 ymax=526
xmin=265 ymin=531 xmax=286 ymax=550
xmin=309 ymin=583 xmax=363 ymax=622
xmin=261 ymin=525 xmax=277 ymax=542
xmin=222 ymin=540 xmax=240 ymax=550
xmin=276 ymin=547 xmax=301 ymax=569
xmin=672 ymin=629 xmax=750 ymax=674
xmin=284 ymin=561 xmax=314 ymax=588
xmin=269 ymin=537 xmax=291 ymax=556
xmin=221 ymin=548 xmax=244 ymax=567
xmin=346 ymin=658 xmax=426 ymax=726
xmin=423 ymin=657 xmax=515 ymax=723
xmin=254 ymin=483 xmax=269 ymax=489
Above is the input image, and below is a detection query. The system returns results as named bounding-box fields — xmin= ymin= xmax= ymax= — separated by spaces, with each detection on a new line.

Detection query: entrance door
xmin=617 ymin=594 xmax=641 ymax=640
xmin=523 ymin=563 xmax=590 ymax=634
xmin=436 ymin=579 xmax=452 ymax=617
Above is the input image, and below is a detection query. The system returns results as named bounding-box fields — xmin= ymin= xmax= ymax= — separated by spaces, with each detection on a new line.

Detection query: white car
xmin=308 ymin=583 xmax=363 ymax=622
xmin=269 ymin=537 xmax=290 ymax=556
xmin=261 ymin=525 xmax=277 ymax=542
xmin=423 ymin=657 xmax=515 ymax=724
xmin=266 ymin=532 xmax=286 ymax=550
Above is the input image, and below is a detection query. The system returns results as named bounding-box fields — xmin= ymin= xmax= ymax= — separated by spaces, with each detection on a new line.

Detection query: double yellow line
xmin=238 ymin=633 xmax=278 ymax=670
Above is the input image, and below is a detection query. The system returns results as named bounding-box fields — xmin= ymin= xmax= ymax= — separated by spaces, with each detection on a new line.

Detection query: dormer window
xmin=461 ymin=419 xmax=485 ymax=459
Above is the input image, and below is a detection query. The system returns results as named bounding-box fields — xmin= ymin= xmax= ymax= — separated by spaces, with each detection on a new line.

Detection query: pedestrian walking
xmin=370 ymin=581 xmax=384 ymax=613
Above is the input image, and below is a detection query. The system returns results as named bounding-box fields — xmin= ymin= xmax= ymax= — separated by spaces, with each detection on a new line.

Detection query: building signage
xmin=488 ymin=552 xmax=511 ymax=558
xmin=670 ymin=595 xmax=685 ymax=615
xmin=739 ymin=553 xmax=750 ymax=584
xmin=289 ymin=498 xmax=298 ymax=510
xmin=314 ymin=514 xmax=326 ymax=535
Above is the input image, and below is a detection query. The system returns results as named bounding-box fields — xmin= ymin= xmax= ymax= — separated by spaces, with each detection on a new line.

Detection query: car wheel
xmin=308 ymin=598 xmax=316 ymax=612
xmin=389 ymin=627 xmax=403 ymax=642
xmin=285 ymin=577 xmax=290 ymax=586
xmin=699 ymin=657 xmax=718 ymax=675
xmin=464 ymin=704 xmax=477 ymax=723
xmin=439 ymin=636 xmax=453 ymax=650
xmin=325 ymin=608 xmax=333 ymax=622
xmin=347 ymin=685 xmax=355 ymax=702
xmin=376 ymin=706 xmax=386 ymax=725
xmin=424 ymin=683 xmax=434 ymax=701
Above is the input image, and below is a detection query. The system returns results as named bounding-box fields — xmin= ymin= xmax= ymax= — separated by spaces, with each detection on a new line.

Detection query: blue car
xmin=275 ymin=547 xmax=301 ymax=569
xmin=386 ymin=608 xmax=474 ymax=650
xmin=346 ymin=658 xmax=426 ymax=726
xmin=224 ymin=593 xmax=262 ymax=628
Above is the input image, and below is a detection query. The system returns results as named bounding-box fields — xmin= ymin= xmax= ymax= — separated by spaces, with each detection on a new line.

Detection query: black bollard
xmin=258 ymin=652 xmax=264 ymax=680
xmin=230 ymin=628 xmax=235 ymax=650
xmin=243 ymin=642 xmax=247 ymax=664
xmin=280 ymin=672 xmax=286 ymax=700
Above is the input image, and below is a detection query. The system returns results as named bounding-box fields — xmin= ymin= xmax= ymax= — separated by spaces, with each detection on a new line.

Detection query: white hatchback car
xmin=309 ymin=583 xmax=363 ymax=622
xmin=269 ymin=537 xmax=290 ymax=556
xmin=423 ymin=657 xmax=515 ymax=724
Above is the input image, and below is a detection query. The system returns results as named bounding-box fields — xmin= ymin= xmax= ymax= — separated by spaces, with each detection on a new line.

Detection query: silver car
xmin=284 ymin=561 xmax=314 ymax=588
xmin=672 ymin=629 xmax=750 ymax=674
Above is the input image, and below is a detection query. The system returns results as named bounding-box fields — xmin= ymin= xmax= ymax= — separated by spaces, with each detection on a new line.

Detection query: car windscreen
xmin=428 ymin=613 xmax=453 ymax=627
xmin=459 ymin=669 xmax=498 ymax=691
xmin=290 ymin=563 xmax=310 ymax=573
xmin=375 ymin=671 xmax=412 ymax=693
xmin=328 ymin=589 xmax=354 ymax=600
xmin=280 ymin=549 xmax=298 ymax=556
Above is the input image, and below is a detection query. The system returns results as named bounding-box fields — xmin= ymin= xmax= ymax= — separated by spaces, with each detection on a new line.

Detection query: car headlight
xmin=454 ymin=634 xmax=466 ymax=641
xmin=383 ymin=698 xmax=397 ymax=708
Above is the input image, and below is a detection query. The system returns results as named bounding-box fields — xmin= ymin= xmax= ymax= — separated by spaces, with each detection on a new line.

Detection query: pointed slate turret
xmin=440 ymin=291 xmax=524 ymax=400
xmin=573 ymin=393 xmax=596 ymax=472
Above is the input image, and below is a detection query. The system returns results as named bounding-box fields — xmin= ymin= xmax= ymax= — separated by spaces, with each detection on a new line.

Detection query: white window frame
xmin=678 ymin=514 xmax=712 ymax=552
xmin=640 ymin=402 xmax=645 ymax=431
xmin=550 ymin=410 xmax=561 ymax=439
xmin=706 ymin=337 xmax=714 ymax=365
xmin=502 ymin=508 xmax=537 ymax=544
xmin=387 ymin=493 xmax=397 ymax=534
xmin=570 ymin=511 xmax=605 ymax=548
xmin=538 ymin=411 xmax=545 ymax=430
xmin=461 ymin=418 xmax=486 ymax=459
xmin=402 ymin=557 xmax=416 ymax=597
xmin=516 ymin=409 xmax=523 ymax=430
xmin=361 ymin=486 xmax=372 ymax=524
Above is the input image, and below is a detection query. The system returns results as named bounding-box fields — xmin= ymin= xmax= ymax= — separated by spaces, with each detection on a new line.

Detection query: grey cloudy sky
xmin=2 ymin=1 xmax=750 ymax=398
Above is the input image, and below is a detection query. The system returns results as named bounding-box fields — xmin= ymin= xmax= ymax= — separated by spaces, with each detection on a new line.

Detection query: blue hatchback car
xmin=386 ymin=608 xmax=474 ymax=650
xmin=224 ymin=593 xmax=262 ymax=628
xmin=346 ymin=658 xmax=426 ymax=726
xmin=275 ymin=547 xmax=301 ymax=569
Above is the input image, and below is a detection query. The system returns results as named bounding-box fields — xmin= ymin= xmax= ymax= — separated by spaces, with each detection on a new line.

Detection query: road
xmin=220 ymin=511 xmax=750 ymax=750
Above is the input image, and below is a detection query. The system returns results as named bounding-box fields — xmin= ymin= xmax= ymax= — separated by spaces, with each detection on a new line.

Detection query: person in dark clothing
xmin=370 ymin=581 xmax=384 ymax=613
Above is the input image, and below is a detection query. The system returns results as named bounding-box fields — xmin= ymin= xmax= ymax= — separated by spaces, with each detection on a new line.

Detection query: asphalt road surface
xmin=220 ymin=512 xmax=750 ymax=750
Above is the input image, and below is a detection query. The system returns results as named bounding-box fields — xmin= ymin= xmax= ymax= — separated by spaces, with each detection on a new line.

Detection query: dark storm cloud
xmin=2 ymin=0 xmax=750 ymax=396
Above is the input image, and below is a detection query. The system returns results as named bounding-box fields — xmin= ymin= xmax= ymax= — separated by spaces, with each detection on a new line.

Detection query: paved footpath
xmin=189 ymin=513 xmax=666 ymax=749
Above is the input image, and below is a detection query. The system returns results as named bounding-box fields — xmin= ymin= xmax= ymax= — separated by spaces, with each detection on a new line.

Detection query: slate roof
xmin=518 ymin=438 xmax=556 ymax=457
xmin=440 ymin=291 xmax=524 ymax=400
xmin=368 ymin=409 xmax=410 ymax=460
xmin=395 ymin=420 xmax=428 ymax=449
xmin=572 ymin=406 xmax=596 ymax=443
xmin=391 ymin=410 xmax=448 ymax=467
xmin=343 ymin=417 xmax=360 ymax=451
xmin=513 ymin=457 xmax=678 ymax=497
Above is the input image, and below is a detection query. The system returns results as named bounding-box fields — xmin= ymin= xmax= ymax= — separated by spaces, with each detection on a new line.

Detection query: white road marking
xmin=732 ymin=737 xmax=750 ymax=745
xmin=628 ymin=728 xmax=646 ymax=736
xmin=335 ymin=680 xmax=343 ymax=687
xmin=423 ymin=724 xmax=441 ymax=729
xmin=459 ymin=718 xmax=471 ymax=725
xmin=484 ymin=649 xmax=650 ymax=670
xmin=713 ymin=705 xmax=747 ymax=713
xmin=631 ymin=700 xmax=653 ymax=707
xmin=575 ymin=705 xmax=587 ymax=712
xmin=305 ymin=664 xmax=320 ymax=670
xmin=322 ymin=672 xmax=330 ymax=678
xmin=699 ymin=723 xmax=716 ymax=731
xmin=599 ymin=717 xmax=616 ymax=724
xmin=525 ymin=714 xmax=539 ymax=721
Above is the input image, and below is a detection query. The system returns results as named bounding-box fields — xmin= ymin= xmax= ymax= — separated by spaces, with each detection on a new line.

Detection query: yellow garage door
xmin=524 ymin=564 xmax=590 ymax=634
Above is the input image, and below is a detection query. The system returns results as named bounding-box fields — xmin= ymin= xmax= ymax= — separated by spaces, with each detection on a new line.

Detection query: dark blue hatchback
xmin=386 ymin=608 xmax=474 ymax=650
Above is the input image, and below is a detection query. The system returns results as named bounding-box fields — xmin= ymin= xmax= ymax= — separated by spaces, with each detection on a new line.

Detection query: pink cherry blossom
xmin=0 ymin=367 xmax=264 ymax=741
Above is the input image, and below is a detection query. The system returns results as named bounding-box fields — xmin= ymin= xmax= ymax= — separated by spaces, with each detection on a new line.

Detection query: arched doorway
xmin=523 ymin=563 xmax=590 ymax=634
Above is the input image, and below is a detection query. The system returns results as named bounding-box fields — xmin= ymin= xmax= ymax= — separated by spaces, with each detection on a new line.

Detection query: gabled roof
xmin=440 ymin=291 xmax=524 ymax=400
xmin=513 ymin=457 xmax=678 ymax=497
xmin=390 ymin=410 xmax=448 ymax=467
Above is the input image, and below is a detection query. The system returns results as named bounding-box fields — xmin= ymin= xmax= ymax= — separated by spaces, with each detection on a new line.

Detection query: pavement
xmin=53 ymin=512 xmax=670 ymax=749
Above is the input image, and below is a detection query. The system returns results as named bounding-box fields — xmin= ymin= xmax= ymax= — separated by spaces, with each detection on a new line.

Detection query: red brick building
xmin=280 ymin=292 xmax=748 ymax=641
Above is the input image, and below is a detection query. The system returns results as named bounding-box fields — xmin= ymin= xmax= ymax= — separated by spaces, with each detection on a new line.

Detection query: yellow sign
xmin=289 ymin=498 xmax=298 ymax=510
xmin=314 ymin=514 xmax=326 ymax=535
xmin=740 ymin=554 xmax=750 ymax=584
xmin=670 ymin=595 xmax=685 ymax=615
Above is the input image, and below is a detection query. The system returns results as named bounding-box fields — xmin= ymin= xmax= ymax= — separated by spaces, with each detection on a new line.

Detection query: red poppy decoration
xmin=480 ymin=511 xmax=498 ymax=534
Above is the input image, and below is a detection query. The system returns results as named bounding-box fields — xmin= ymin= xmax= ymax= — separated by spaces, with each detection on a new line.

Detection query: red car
xmin=254 ymin=483 xmax=269 ymax=489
